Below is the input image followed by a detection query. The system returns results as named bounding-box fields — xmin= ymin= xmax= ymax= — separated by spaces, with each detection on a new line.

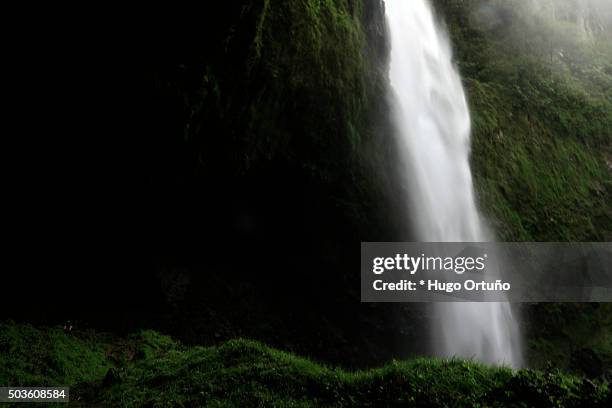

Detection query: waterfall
xmin=385 ymin=0 xmax=522 ymax=367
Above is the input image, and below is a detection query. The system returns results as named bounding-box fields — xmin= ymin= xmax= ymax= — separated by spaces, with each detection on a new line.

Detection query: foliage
xmin=433 ymin=0 xmax=612 ymax=378
xmin=435 ymin=0 xmax=612 ymax=241
xmin=0 ymin=322 xmax=111 ymax=387
xmin=2 ymin=323 xmax=609 ymax=407
xmin=64 ymin=338 xmax=612 ymax=407
xmin=525 ymin=303 xmax=612 ymax=378
xmin=183 ymin=0 xmax=387 ymax=180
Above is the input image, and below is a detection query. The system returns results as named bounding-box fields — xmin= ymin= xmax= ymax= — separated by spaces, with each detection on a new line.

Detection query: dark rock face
xmin=138 ymin=0 xmax=418 ymax=368
xmin=145 ymin=0 xmax=415 ymax=368
xmin=4 ymin=1 xmax=420 ymax=368
xmin=571 ymin=348 xmax=604 ymax=378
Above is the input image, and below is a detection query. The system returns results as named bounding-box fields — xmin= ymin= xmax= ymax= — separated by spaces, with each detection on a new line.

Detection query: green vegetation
xmin=190 ymin=0 xmax=386 ymax=178
xmin=171 ymin=0 xmax=397 ymax=241
xmin=239 ymin=0 xmax=369 ymax=167
xmin=434 ymin=0 xmax=612 ymax=378
xmin=525 ymin=303 xmax=612 ymax=377
xmin=3 ymin=1 xmax=612 ymax=406
xmin=436 ymin=0 xmax=612 ymax=241
xmin=1 ymin=322 xmax=610 ymax=407
xmin=0 ymin=322 xmax=111 ymax=387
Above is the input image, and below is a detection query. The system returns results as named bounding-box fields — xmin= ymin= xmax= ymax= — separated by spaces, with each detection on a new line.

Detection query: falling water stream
xmin=385 ymin=0 xmax=522 ymax=367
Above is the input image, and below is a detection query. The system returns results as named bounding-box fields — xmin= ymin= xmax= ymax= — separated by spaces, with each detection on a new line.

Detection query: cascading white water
xmin=385 ymin=0 xmax=522 ymax=367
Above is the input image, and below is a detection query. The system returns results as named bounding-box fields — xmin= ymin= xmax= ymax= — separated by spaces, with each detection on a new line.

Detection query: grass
xmin=0 ymin=322 xmax=111 ymax=387
xmin=1 ymin=322 xmax=610 ymax=407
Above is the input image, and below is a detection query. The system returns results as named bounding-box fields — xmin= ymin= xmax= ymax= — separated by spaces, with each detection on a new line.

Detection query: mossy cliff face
xmin=145 ymin=0 xmax=396 ymax=254
xmin=111 ymin=0 xmax=414 ymax=367
xmin=163 ymin=0 xmax=389 ymax=176
xmin=433 ymin=0 xmax=612 ymax=242
xmin=186 ymin=0 xmax=402 ymax=237
xmin=13 ymin=0 xmax=610 ymax=375
xmin=432 ymin=0 xmax=612 ymax=377
xmin=197 ymin=0 xmax=373 ymax=172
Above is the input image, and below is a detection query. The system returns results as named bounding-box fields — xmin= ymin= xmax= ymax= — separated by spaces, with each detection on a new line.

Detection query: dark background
xmin=3 ymin=3 xmax=422 ymax=367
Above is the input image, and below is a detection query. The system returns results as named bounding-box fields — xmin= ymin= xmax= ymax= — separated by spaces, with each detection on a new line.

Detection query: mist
xmin=472 ymin=0 xmax=612 ymax=40
xmin=461 ymin=0 xmax=612 ymax=84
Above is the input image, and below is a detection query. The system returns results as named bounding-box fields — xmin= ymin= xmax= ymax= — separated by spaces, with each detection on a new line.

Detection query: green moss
xmin=0 ymin=322 xmax=111 ymax=387
xmin=129 ymin=330 xmax=181 ymax=361
xmin=189 ymin=0 xmax=386 ymax=180
xmin=433 ymin=0 xmax=612 ymax=376
xmin=243 ymin=0 xmax=370 ymax=161
xmin=470 ymin=86 xmax=611 ymax=241
xmin=90 ymin=338 xmax=610 ymax=407
xmin=526 ymin=303 xmax=612 ymax=375
xmin=434 ymin=0 xmax=612 ymax=241
xmin=1 ymin=322 xmax=609 ymax=406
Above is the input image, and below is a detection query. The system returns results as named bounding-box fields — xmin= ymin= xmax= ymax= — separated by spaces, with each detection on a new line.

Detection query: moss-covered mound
xmin=0 ymin=322 xmax=111 ymax=387
xmin=1 ymin=322 xmax=610 ymax=407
